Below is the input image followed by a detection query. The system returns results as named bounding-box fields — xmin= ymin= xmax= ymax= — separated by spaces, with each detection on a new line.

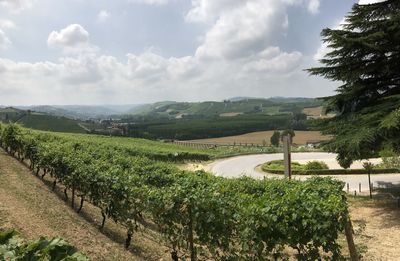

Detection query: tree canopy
xmin=308 ymin=0 xmax=400 ymax=165
xmin=270 ymin=130 xmax=281 ymax=147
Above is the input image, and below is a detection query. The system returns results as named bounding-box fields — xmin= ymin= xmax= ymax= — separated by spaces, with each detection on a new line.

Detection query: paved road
xmin=210 ymin=152 xmax=400 ymax=192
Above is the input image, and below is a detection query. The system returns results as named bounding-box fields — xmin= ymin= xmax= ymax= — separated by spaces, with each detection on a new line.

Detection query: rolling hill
xmin=125 ymin=97 xmax=323 ymax=119
xmin=0 ymin=107 xmax=87 ymax=133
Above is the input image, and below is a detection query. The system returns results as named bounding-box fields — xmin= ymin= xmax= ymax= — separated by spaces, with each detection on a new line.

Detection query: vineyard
xmin=0 ymin=124 xmax=353 ymax=260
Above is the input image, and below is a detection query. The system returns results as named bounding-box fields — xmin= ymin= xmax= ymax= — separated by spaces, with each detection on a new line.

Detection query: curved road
xmin=210 ymin=152 xmax=400 ymax=192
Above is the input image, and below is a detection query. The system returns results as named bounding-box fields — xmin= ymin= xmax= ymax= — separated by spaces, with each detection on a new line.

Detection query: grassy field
xmin=190 ymin=130 xmax=331 ymax=145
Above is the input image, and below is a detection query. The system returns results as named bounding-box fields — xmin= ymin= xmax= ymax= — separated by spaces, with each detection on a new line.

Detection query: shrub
xmin=304 ymin=161 xmax=329 ymax=170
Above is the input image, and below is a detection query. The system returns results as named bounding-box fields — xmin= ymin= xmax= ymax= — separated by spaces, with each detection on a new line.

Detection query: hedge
xmin=263 ymin=168 xmax=399 ymax=175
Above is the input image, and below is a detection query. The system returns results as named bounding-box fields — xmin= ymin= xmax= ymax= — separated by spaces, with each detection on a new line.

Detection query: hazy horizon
xmin=1 ymin=96 xmax=320 ymax=107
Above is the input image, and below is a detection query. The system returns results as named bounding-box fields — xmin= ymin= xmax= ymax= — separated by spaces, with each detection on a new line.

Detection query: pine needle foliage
xmin=307 ymin=0 xmax=400 ymax=164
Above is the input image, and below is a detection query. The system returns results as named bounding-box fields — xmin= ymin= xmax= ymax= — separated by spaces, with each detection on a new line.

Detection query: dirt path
xmin=350 ymin=197 xmax=400 ymax=260
xmin=0 ymin=150 xmax=168 ymax=261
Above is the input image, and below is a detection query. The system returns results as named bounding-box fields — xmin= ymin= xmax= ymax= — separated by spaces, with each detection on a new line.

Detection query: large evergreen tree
xmin=308 ymin=0 xmax=400 ymax=165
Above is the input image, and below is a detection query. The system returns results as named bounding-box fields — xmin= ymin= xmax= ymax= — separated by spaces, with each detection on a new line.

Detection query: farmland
xmin=0 ymin=108 xmax=86 ymax=134
xmin=0 ymin=124 xmax=352 ymax=260
xmin=2 ymin=98 xmax=325 ymax=141
xmin=190 ymin=130 xmax=331 ymax=145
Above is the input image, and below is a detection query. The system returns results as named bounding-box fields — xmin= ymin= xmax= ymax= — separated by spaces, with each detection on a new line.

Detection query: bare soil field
xmin=0 ymin=150 xmax=169 ymax=261
xmin=303 ymin=106 xmax=336 ymax=119
xmin=219 ymin=112 xmax=243 ymax=117
xmin=302 ymin=106 xmax=324 ymax=116
xmin=190 ymin=130 xmax=331 ymax=145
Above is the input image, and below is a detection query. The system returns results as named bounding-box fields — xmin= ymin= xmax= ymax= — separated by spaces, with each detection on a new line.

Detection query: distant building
xmin=306 ymin=140 xmax=322 ymax=148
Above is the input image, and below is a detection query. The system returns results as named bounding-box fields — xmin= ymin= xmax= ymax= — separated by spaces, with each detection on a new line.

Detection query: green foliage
xmin=280 ymin=129 xmax=295 ymax=143
xmin=337 ymin=155 xmax=353 ymax=169
xmin=0 ymin=108 xmax=86 ymax=134
xmin=378 ymin=148 xmax=400 ymax=169
xmin=262 ymin=158 xmax=397 ymax=175
xmin=130 ymin=98 xmax=322 ymax=117
xmin=262 ymin=160 xmax=304 ymax=171
xmin=126 ymin=114 xmax=297 ymax=140
xmin=0 ymin=229 xmax=89 ymax=260
xmin=262 ymin=160 xmax=329 ymax=173
xmin=270 ymin=130 xmax=280 ymax=147
xmin=308 ymin=0 xmax=400 ymax=161
xmin=19 ymin=113 xmax=86 ymax=133
xmin=304 ymin=161 xmax=329 ymax=170
xmin=0 ymin=124 xmax=351 ymax=260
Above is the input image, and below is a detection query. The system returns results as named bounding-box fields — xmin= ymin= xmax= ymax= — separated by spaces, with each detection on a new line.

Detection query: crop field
xmin=302 ymin=106 xmax=323 ymax=116
xmin=0 ymin=123 xmax=352 ymax=260
xmin=190 ymin=130 xmax=331 ymax=145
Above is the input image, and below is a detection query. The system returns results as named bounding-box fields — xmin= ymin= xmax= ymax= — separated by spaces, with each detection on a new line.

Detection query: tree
xmin=281 ymin=129 xmax=295 ymax=143
xmin=270 ymin=131 xmax=281 ymax=147
xmin=307 ymin=0 xmax=400 ymax=165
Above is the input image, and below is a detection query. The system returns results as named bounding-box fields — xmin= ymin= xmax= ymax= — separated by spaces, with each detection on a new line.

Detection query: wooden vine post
xmin=363 ymin=162 xmax=374 ymax=199
xmin=344 ymin=216 xmax=359 ymax=261
xmin=283 ymin=135 xmax=292 ymax=180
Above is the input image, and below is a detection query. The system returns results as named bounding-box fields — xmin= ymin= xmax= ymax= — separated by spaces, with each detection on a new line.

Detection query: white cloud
xmin=0 ymin=0 xmax=33 ymax=12
xmin=244 ymin=47 xmax=303 ymax=73
xmin=47 ymin=24 xmax=96 ymax=54
xmin=0 ymin=30 xmax=11 ymax=50
xmin=127 ymin=0 xmax=170 ymax=5
xmin=193 ymin=0 xmax=291 ymax=60
xmin=0 ymin=0 xmax=337 ymax=105
xmin=185 ymin=0 xmax=243 ymax=23
xmin=48 ymin=24 xmax=89 ymax=48
xmin=307 ymin=0 xmax=320 ymax=14
xmin=358 ymin=0 xmax=385 ymax=4
xmin=97 ymin=10 xmax=110 ymax=23
xmin=0 ymin=19 xmax=15 ymax=30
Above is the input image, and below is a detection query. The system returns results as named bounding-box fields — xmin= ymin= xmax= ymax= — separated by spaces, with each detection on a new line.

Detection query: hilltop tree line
xmin=270 ymin=130 xmax=296 ymax=147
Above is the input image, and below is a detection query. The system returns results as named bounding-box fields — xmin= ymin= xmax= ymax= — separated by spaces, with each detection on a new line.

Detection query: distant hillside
xmin=10 ymin=98 xmax=323 ymax=120
xmin=17 ymin=104 xmax=144 ymax=119
xmin=0 ymin=107 xmax=86 ymax=133
xmin=126 ymin=97 xmax=323 ymax=119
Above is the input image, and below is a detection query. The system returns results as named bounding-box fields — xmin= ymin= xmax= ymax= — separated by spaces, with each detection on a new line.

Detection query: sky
xmin=0 ymin=0 xmax=381 ymax=105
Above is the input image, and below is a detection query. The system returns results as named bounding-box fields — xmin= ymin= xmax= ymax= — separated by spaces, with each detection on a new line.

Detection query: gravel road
xmin=210 ymin=152 xmax=400 ymax=192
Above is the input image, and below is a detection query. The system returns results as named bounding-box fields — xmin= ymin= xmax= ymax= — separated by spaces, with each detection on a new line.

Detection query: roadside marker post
xmin=283 ymin=135 xmax=292 ymax=180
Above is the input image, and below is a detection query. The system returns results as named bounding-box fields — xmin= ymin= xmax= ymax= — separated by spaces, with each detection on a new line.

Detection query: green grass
xmin=261 ymin=160 xmax=329 ymax=172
